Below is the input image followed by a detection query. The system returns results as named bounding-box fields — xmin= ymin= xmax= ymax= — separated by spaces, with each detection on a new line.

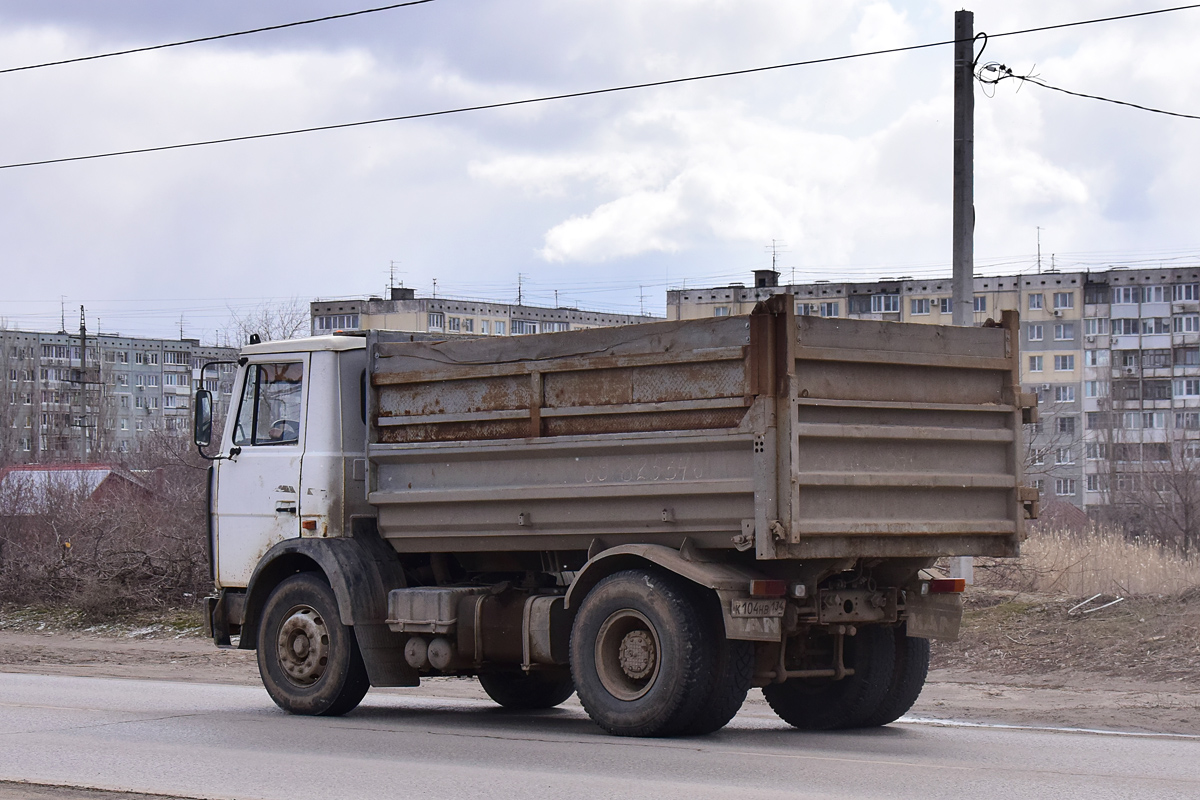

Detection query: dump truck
xmin=194 ymin=295 xmax=1036 ymax=736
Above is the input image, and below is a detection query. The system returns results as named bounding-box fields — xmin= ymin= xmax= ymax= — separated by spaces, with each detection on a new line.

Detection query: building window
xmin=164 ymin=351 xmax=189 ymax=366
xmin=1175 ymin=314 xmax=1200 ymax=333
xmin=1086 ymin=474 xmax=1101 ymax=492
xmin=1084 ymin=380 xmax=1106 ymax=398
xmin=480 ymin=320 xmax=490 ymax=335
xmin=1054 ymin=323 xmax=1075 ymax=341
xmin=1115 ymin=287 xmax=1138 ymax=304
xmin=1083 ymin=318 xmax=1109 ymax=335
xmin=1053 ymin=292 xmax=1074 ymax=310
xmin=428 ymin=312 xmax=445 ymax=331
xmin=1055 ymin=478 xmax=1076 ymax=496
xmin=1028 ymin=324 xmax=1043 ymax=341
xmin=1174 ymin=283 xmax=1200 ymax=301
xmin=512 ymin=320 xmax=539 ymax=335
xmin=1054 ymin=385 xmax=1075 ymax=403
xmin=1030 ymin=449 xmax=1046 ymax=466
xmin=973 ymin=296 xmax=987 ymax=312
xmin=1112 ymin=318 xmax=1138 ymax=336
xmin=871 ymin=294 xmax=900 ymax=313
xmin=446 ymin=317 xmax=461 ymax=333
xmin=1084 ymin=349 xmax=1109 ymax=367
xmin=1029 ymin=293 xmax=1044 ymax=310
xmin=1057 ymin=416 xmax=1076 ymax=435
xmin=1175 ymin=378 xmax=1200 ymax=396
xmin=1054 ymin=355 xmax=1075 ymax=371
xmin=910 ymin=298 xmax=930 ymax=315
xmin=1143 ymin=317 xmax=1171 ymax=334
xmin=1085 ymin=442 xmax=1108 ymax=460
xmin=1029 ymin=355 xmax=1044 ymax=371
xmin=1143 ymin=411 xmax=1166 ymax=429
xmin=1177 ymin=347 xmax=1200 ymax=365
xmin=1056 ymin=447 xmax=1074 ymax=465
xmin=820 ymin=302 xmax=839 ymax=318
xmin=315 ymin=314 xmax=360 ymax=332
xmin=713 ymin=307 xmax=731 ymax=317
xmin=939 ymin=297 xmax=952 ymax=313
xmin=463 ymin=319 xmax=475 ymax=333
xmin=1176 ymin=411 xmax=1200 ymax=430
xmin=494 ymin=321 xmax=506 ymax=336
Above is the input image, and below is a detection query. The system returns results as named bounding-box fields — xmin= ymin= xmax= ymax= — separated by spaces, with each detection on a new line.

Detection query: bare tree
xmin=226 ymin=298 xmax=310 ymax=345
xmin=1105 ymin=438 xmax=1200 ymax=557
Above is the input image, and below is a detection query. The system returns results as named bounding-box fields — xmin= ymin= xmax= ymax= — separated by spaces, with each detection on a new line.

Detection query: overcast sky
xmin=2 ymin=1 xmax=1199 ymax=341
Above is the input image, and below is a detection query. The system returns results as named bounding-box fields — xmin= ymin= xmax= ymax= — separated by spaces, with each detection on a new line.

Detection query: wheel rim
xmin=595 ymin=609 xmax=662 ymax=701
xmin=275 ymin=604 xmax=331 ymax=687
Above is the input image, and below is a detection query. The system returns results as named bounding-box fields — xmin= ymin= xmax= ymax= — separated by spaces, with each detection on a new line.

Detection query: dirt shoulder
xmin=1 ymin=593 xmax=1197 ymax=737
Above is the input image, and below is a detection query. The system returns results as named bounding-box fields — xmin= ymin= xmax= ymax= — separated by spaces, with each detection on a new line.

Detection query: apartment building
xmin=0 ymin=327 xmax=237 ymax=464
xmin=669 ymin=267 xmax=1200 ymax=511
xmin=310 ymin=287 xmax=662 ymax=337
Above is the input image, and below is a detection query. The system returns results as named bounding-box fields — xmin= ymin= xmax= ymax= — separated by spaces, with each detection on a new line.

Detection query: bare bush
xmin=975 ymin=524 xmax=1200 ymax=597
xmin=0 ymin=448 xmax=210 ymax=617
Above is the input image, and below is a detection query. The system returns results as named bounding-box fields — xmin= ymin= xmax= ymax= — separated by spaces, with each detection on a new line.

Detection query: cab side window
xmin=232 ymin=363 xmax=304 ymax=446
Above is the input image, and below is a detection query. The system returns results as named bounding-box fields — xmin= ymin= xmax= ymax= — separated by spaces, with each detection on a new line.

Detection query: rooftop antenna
xmin=60 ymin=296 xmax=67 ymax=334
xmin=555 ymin=289 xmax=559 ymax=306
xmin=179 ymin=314 xmax=185 ymax=340
xmin=517 ymin=274 xmax=524 ymax=306
xmin=1036 ymin=226 xmax=1043 ymax=274
xmin=640 ymin=286 xmax=645 ymax=316
xmin=432 ymin=278 xmax=437 ymax=299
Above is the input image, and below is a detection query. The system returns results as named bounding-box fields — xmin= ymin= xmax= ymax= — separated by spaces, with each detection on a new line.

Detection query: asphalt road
xmin=0 ymin=673 xmax=1197 ymax=800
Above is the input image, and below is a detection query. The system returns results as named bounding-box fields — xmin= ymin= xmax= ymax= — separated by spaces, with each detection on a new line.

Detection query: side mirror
xmin=194 ymin=389 xmax=213 ymax=447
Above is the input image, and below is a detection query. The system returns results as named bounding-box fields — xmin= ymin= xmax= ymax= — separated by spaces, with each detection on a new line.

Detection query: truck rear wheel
xmin=763 ymin=625 xmax=896 ymax=730
xmin=676 ymin=605 xmax=753 ymax=735
xmin=570 ymin=570 xmax=714 ymax=737
xmin=858 ymin=626 xmax=930 ymax=727
xmin=257 ymin=573 xmax=370 ymax=716
xmin=478 ymin=669 xmax=575 ymax=710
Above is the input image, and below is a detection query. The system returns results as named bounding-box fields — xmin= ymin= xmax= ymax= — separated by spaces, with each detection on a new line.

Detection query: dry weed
xmin=976 ymin=525 xmax=1200 ymax=597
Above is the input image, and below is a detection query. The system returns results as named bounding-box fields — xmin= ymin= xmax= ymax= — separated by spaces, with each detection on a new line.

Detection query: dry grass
xmin=975 ymin=525 xmax=1200 ymax=597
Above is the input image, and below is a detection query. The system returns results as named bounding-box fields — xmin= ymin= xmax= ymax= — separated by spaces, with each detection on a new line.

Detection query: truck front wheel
xmin=478 ymin=669 xmax=575 ymax=709
xmin=570 ymin=570 xmax=714 ymax=737
xmin=257 ymin=573 xmax=370 ymax=716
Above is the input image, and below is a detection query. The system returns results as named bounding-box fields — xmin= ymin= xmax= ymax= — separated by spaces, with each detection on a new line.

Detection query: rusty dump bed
xmin=366 ymin=296 xmax=1033 ymax=560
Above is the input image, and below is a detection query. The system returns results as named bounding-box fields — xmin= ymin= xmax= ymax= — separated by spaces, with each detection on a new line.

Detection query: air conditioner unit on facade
xmin=1042 ymin=384 xmax=1051 ymax=391
xmin=1053 ymin=310 xmax=1063 ymax=317
xmin=1086 ymin=335 xmax=1095 ymax=342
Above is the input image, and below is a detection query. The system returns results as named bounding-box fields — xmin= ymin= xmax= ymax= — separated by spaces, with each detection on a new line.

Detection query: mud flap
xmin=905 ymin=592 xmax=962 ymax=641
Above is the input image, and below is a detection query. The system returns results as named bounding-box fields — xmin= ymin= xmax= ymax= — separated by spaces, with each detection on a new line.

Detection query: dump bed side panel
xmin=367 ymin=318 xmax=761 ymax=553
xmin=778 ymin=312 xmax=1026 ymax=559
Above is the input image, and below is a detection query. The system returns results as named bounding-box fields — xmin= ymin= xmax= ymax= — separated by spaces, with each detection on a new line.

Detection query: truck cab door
xmin=213 ymin=357 xmax=308 ymax=587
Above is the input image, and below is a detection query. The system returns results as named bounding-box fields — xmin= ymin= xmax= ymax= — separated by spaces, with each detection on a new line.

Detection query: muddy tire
xmin=675 ymin=593 xmax=753 ymax=735
xmin=479 ymin=669 xmax=576 ymax=710
xmin=570 ymin=570 xmax=714 ymax=737
xmin=257 ymin=573 xmax=370 ymax=716
xmin=859 ymin=626 xmax=930 ymax=727
xmin=763 ymin=625 xmax=896 ymax=730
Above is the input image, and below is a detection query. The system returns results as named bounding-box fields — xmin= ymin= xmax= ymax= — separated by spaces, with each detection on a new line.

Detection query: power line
xmin=980 ymin=62 xmax=1200 ymax=121
xmin=0 ymin=1 xmax=438 ymax=76
xmin=5 ymin=4 xmax=1200 ymax=171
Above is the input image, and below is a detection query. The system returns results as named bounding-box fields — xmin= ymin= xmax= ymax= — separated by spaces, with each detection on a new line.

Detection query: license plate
xmin=730 ymin=599 xmax=786 ymax=618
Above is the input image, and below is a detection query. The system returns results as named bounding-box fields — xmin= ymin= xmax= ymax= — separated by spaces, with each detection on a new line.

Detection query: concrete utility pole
xmin=951 ymin=9 xmax=974 ymax=328
xmin=951 ymin=9 xmax=976 ymax=583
